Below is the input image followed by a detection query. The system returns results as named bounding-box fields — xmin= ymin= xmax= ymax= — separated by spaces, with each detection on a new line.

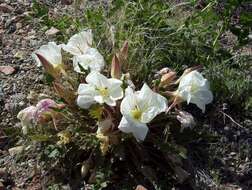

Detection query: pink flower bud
xmin=111 ymin=54 xmax=121 ymax=79
xmin=35 ymin=98 xmax=64 ymax=123
xmin=159 ymin=71 xmax=176 ymax=87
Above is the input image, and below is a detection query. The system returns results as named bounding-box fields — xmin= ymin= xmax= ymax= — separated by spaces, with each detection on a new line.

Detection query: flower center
xmin=131 ymin=108 xmax=142 ymax=121
xmin=189 ymin=83 xmax=198 ymax=93
xmin=98 ymin=87 xmax=109 ymax=97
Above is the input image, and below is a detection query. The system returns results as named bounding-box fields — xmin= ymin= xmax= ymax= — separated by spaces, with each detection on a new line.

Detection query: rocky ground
xmin=0 ymin=0 xmax=73 ymax=189
xmin=0 ymin=0 xmax=252 ymax=190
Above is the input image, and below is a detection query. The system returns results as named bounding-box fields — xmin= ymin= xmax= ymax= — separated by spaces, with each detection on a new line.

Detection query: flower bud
xmin=176 ymin=110 xmax=196 ymax=132
xmin=35 ymin=53 xmax=63 ymax=79
xmin=35 ymin=98 xmax=64 ymax=123
xmin=97 ymin=118 xmax=113 ymax=134
xmin=159 ymin=71 xmax=176 ymax=87
xmin=111 ymin=54 xmax=121 ymax=79
xmin=157 ymin=67 xmax=170 ymax=75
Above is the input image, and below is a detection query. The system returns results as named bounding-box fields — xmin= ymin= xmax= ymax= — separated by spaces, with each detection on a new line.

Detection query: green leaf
xmin=30 ymin=134 xmax=51 ymax=142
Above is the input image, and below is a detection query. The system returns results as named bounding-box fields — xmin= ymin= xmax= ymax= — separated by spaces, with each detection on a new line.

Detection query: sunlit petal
xmin=33 ymin=42 xmax=62 ymax=67
xmin=62 ymin=30 xmax=93 ymax=56
xmin=77 ymin=72 xmax=123 ymax=109
xmin=118 ymin=117 xmax=149 ymax=141
xmin=177 ymin=71 xmax=213 ymax=112
xmin=119 ymin=83 xmax=167 ymax=141
xmin=73 ymin=48 xmax=105 ymax=73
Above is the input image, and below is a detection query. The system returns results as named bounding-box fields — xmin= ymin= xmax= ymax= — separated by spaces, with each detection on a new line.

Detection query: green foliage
xmin=216 ymin=0 xmax=252 ymax=45
xmin=74 ymin=0 xmax=251 ymax=110
xmin=31 ymin=1 xmax=73 ymax=41
xmin=31 ymin=0 xmax=48 ymax=17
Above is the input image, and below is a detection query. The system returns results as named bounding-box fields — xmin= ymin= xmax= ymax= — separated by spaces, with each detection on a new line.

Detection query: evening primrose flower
xmin=32 ymin=42 xmax=62 ymax=68
xmin=62 ymin=30 xmax=105 ymax=72
xmin=62 ymin=30 xmax=93 ymax=56
xmin=17 ymin=99 xmax=65 ymax=133
xmin=118 ymin=84 xmax=167 ymax=141
xmin=77 ymin=71 xmax=123 ymax=109
xmin=73 ymin=48 xmax=105 ymax=73
xmin=176 ymin=70 xmax=213 ymax=112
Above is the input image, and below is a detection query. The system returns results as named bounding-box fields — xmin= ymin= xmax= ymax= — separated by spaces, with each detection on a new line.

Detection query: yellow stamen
xmin=189 ymin=83 xmax=198 ymax=93
xmin=131 ymin=108 xmax=142 ymax=121
xmin=98 ymin=87 xmax=109 ymax=97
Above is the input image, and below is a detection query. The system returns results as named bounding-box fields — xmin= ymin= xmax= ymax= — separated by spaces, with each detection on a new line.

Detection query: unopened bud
xmin=176 ymin=110 xmax=196 ymax=132
xmin=35 ymin=98 xmax=64 ymax=123
xmin=160 ymin=71 xmax=176 ymax=87
xmin=111 ymin=54 xmax=121 ymax=79
xmin=35 ymin=53 xmax=64 ymax=79
xmin=158 ymin=67 xmax=170 ymax=75
xmin=97 ymin=118 xmax=113 ymax=134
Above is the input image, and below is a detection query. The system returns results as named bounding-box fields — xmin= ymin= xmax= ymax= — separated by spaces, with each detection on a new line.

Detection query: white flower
xmin=118 ymin=84 xmax=167 ymax=141
xmin=62 ymin=30 xmax=93 ymax=56
xmin=17 ymin=106 xmax=37 ymax=134
xmin=32 ymin=42 xmax=62 ymax=67
xmin=73 ymin=48 xmax=105 ymax=73
xmin=62 ymin=30 xmax=105 ymax=72
xmin=177 ymin=70 xmax=213 ymax=112
xmin=77 ymin=71 xmax=124 ymax=108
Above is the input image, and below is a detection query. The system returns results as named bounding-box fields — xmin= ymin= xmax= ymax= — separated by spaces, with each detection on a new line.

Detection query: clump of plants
xmin=17 ymin=29 xmax=214 ymax=189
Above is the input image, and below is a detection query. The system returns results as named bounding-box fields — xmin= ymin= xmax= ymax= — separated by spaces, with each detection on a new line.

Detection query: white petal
xmin=104 ymin=97 xmax=116 ymax=107
xmin=73 ymin=56 xmax=84 ymax=73
xmin=32 ymin=53 xmax=42 ymax=67
xmin=177 ymin=70 xmax=213 ymax=112
xmin=78 ymin=83 xmax=96 ymax=95
xmin=118 ymin=117 xmax=149 ymax=141
xmin=33 ymin=42 xmax=62 ymax=67
xmin=77 ymin=83 xmax=97 ymax=109
xmin=94 ymin=95 xmax=105 ymax=104
xmin=77 ymin=95 xmax=95 ymax=109
xmin=62 ymin=30 xmax=93 ymax=56
xmin=179 ymin=71 xmax=205 ymax=88
xmin=118 ymin=116 xmax=132 ymax=133
xmin=189 ymin=90 xmax=213 ymax=112
xmin=86 ymin=71 xmax=109 ymax=87
xmin=137 ymin=84 xmax=167 ymax=123
xmin=125 ymin=86 xmax=134 ymax=96
xmin=17 ymin=106 xmax=37 ymax=127
xmin=107 ymin=78 xmax=123 ymax=100
xmin=120 ymin=93 xmax=137 ymax=119
xmin=72 ymin=48 xmax=105 ymax=73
